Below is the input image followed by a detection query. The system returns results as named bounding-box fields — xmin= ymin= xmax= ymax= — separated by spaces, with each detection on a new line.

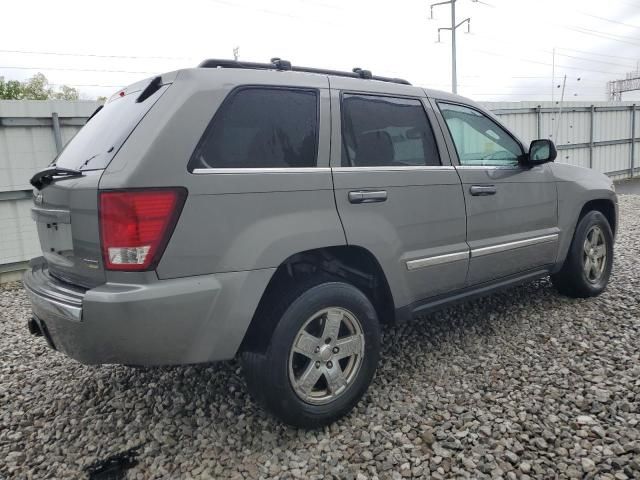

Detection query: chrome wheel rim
xmin=288 ymin=307 xmax=365 ymax=405
xmin=583 ymin=225 xmax=607 ymax=283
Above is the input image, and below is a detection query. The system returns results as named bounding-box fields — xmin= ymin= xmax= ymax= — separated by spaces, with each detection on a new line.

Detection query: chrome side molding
xmin=192 ymin=167 xmax=331 ymax=174
xmin=406 ymin=250 xmax=469 ymax=270
xmin=405 ymin=233 xmax=559 ymax=271
xmin=471 ymin=233 xmax=559 ymax=258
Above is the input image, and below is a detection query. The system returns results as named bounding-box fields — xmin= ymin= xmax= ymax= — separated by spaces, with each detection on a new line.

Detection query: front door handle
xmin=470 ymin=185 xmax=497 ymax=196
xmin=348 ymin=190 xmax=388 ymax=204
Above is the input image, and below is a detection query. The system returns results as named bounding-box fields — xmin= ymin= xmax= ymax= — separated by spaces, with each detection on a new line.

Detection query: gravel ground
xmin=1 ymin=196 xmax=639 ymax=480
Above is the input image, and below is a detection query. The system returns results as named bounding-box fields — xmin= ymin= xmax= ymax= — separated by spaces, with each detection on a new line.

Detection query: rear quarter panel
xmin=100 ymin=68 xmax=346 ymax=278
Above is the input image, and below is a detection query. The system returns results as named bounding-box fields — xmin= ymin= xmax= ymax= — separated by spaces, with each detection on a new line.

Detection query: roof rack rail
xmin=197 ymin=58 xmax=411 ymax=85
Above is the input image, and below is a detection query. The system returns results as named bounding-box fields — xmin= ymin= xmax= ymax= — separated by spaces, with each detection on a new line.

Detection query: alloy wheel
xmin=288 ymin=307 xmax=365 ymax=405
xmin=582 ymin=225 xmax=607 ymax=283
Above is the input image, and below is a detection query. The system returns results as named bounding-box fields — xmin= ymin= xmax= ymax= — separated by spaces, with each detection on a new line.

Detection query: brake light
xmin=99 ymin=188 xmax=186 ymax=271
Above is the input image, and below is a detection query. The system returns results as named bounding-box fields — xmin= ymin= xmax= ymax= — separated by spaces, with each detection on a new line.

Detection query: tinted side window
xmin=341 ymin=94 xmax=441 ymax=167
xmin=189 ymin=87 xmax=318 ymax=169
xmin=438 ymin=102 xmax=523 ymax=167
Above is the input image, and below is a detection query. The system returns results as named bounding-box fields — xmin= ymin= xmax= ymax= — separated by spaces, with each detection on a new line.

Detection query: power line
xmin=205 ymin=0 xmax=338 ymax=25
xmin=555 ymin=47 xmax=640 ymax=62
xmin=470 ymin=49 xmax=629 ymax=76
xmin=562 ymin=25 xmax=640 ymax=46
xmin=467 ymin=32 xmax=638 ymax=68
xmin=0 ymin=48 xmax=193 ymax=61
xmin=578 ymin=11 xmax=640 ymax=29
xmin=552 ymin=52 xmax=636 ymax=68
xmin=478 ymin=0 xmax=640 ymax=46
xmin=463 ymin=74 xmax=605 ymax=81
xmin=610 ymin=0 xmax=640 ymax=8
xmin=50 ymin=83 xmax=125 ymax=89
xmin=0 ymin=65 xmax=156 ymax=74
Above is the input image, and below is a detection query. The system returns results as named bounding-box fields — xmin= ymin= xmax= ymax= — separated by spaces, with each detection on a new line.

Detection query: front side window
xmin=189 ymin=87 xmax=318 ymax=169
xmin=438 ymin=103 xmax=523 ymax=167
xmin=341 ymin=94 xmax=440 ymax=167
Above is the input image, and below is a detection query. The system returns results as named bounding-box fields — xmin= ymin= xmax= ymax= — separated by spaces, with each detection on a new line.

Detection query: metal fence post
xmin=631 ymin=104 xmax=636 ymax=178
xmin=536 ymin=105 xmax=541 ymax=138
xmin=589 ymin=105 xmax=595 ymax=169
xmin=51 ymin=112 xmax=63 ymax=154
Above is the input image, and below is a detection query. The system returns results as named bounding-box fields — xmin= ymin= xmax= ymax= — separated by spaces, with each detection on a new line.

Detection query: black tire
xmin=552 ymin=210 xmax=614 ymax=298
xmin=241 ymin=277 xmax=381 ymax=428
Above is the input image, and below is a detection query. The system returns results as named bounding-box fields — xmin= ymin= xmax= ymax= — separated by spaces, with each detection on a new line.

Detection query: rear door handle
xmin=348 ymin=190 xmax=388 ymax=204
xmin=469 ymin=185 xmax=497 ymax=196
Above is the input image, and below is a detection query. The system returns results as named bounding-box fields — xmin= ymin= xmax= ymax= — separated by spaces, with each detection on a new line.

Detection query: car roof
xmin=186 ymin=60 xmax=477 ymax=104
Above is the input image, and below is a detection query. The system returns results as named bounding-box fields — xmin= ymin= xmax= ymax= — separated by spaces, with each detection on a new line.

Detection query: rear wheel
xmin=552 ymin=210 xmax=614 ymax=298
xmin=242 ymin=279 xmax=381 ymax=428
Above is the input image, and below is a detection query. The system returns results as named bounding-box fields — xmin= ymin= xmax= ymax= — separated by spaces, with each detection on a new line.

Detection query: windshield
xmin=53 ymin=84 xmax=169 ymax=171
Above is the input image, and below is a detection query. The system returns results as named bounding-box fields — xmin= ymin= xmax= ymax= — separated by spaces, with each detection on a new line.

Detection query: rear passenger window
xmin=189 ymin=87 xmax=318 ymax=170
xmin=341 ymin=94 xmax=440 ymax=167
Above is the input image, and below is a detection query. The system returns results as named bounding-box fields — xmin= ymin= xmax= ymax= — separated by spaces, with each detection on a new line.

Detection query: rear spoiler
xmin=107 ymin=71 xmax=178 ymax=104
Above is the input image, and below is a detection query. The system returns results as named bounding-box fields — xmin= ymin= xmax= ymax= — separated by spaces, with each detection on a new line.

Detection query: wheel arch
xmin=579 ymin=198 xmax=617 ymax=237
xmin=556 ymin=196 xmax=617 ymax=270
xmin=239 ymin=245 xmax=395 ymax=354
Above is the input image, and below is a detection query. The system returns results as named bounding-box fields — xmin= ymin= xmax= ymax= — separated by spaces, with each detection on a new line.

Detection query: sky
xmin=2 ymin=0 xmax=640 ymax=102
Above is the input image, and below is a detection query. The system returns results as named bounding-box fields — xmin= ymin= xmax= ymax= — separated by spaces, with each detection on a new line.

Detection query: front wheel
xmin=242 ymin=279 xmax=381 ymax=428
xmin=552 ymin=210 xmax=614 ymax=298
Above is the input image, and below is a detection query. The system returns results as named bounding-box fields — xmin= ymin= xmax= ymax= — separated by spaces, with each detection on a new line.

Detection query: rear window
xmin=53 ymin=84 xmax=169 ymax=171
xmin=188 ymin=87 xmax=319 ymax=170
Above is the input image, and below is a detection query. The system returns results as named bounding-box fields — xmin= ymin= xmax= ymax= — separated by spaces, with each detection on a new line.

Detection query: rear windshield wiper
xmin=86 ymin=105 xmax=103 ymax=123
xmin=30 ymin=166 xmax=83 ymax=190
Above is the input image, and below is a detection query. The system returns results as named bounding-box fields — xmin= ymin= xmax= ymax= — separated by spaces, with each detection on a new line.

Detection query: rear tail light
xmin=99 ymin=188 xmax=187 ymax=271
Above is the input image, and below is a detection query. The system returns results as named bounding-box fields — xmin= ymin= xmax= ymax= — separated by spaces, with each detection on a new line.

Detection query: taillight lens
xmin=99 ymin=188 xmax=186 ymax=271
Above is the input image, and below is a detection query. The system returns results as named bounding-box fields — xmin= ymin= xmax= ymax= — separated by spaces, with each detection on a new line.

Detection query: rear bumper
xmin=23 ymin=257 xmax=275 ymax=366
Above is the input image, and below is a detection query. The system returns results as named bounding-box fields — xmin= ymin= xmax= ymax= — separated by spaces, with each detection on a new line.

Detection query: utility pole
xmin=430 ymin=0 xmax=470 ymax=94
xmin=551 ymin=47 xmax=555 ymax=105
xmin=554 ymin=74 xmax=567 ymax=142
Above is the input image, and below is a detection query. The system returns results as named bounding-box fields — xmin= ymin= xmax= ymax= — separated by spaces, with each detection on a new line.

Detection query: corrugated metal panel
xmin=1 ymin=99 xmax=638 ymax=272
xmin=493 ymin=112 xmax=537 ymax=144
xmin=0 ymin=100 xmax=99 ymax=192
xmin=0 ymin=198 xmax=40 ymax=265
xmin=483 ymin=101 xmax=639 ymax=175
xmin=595 ymin=144 xmax=631 ymax=174
xmin=558 ymin=147 xmax=590 ymax=169
xmin=555 ymin=109 xmax=590 ymax=145
xmin=0 ymin=100 xmax=99 ymax=269
xmin=594 ymin=110 xmax=631 ymax=143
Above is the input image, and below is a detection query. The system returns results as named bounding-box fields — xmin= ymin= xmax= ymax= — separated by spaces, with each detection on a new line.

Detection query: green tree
xmin=0 ymin=79 xmax=22 ymax=99
xmin=0 ymin=73 xmax=80 ymax=100
xmin=51 ymin=85 xmax=80 ymax=101
xmin=21 ymin=73 xmax=51 ymax=99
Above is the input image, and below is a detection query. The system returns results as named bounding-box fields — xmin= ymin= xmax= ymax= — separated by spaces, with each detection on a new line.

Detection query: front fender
xmin=551 ymin=163 xmax=617 ymax=267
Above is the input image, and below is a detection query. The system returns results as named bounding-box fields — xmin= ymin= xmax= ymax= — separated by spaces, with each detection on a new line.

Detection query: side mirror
xmin=527 ymin=139 xmax=557 ymax=165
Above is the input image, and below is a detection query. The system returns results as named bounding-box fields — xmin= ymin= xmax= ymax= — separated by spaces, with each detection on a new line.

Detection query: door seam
xmin=327 ymin=75 xmax=349 ymax=246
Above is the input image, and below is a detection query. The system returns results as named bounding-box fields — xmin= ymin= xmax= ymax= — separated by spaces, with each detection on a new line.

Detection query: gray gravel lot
xmin=1 ymin=196 xmax=640 ymax=480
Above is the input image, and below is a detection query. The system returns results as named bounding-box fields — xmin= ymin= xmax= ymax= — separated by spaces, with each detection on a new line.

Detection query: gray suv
xmin=23 ymin=59 xmax=617 ymax=427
